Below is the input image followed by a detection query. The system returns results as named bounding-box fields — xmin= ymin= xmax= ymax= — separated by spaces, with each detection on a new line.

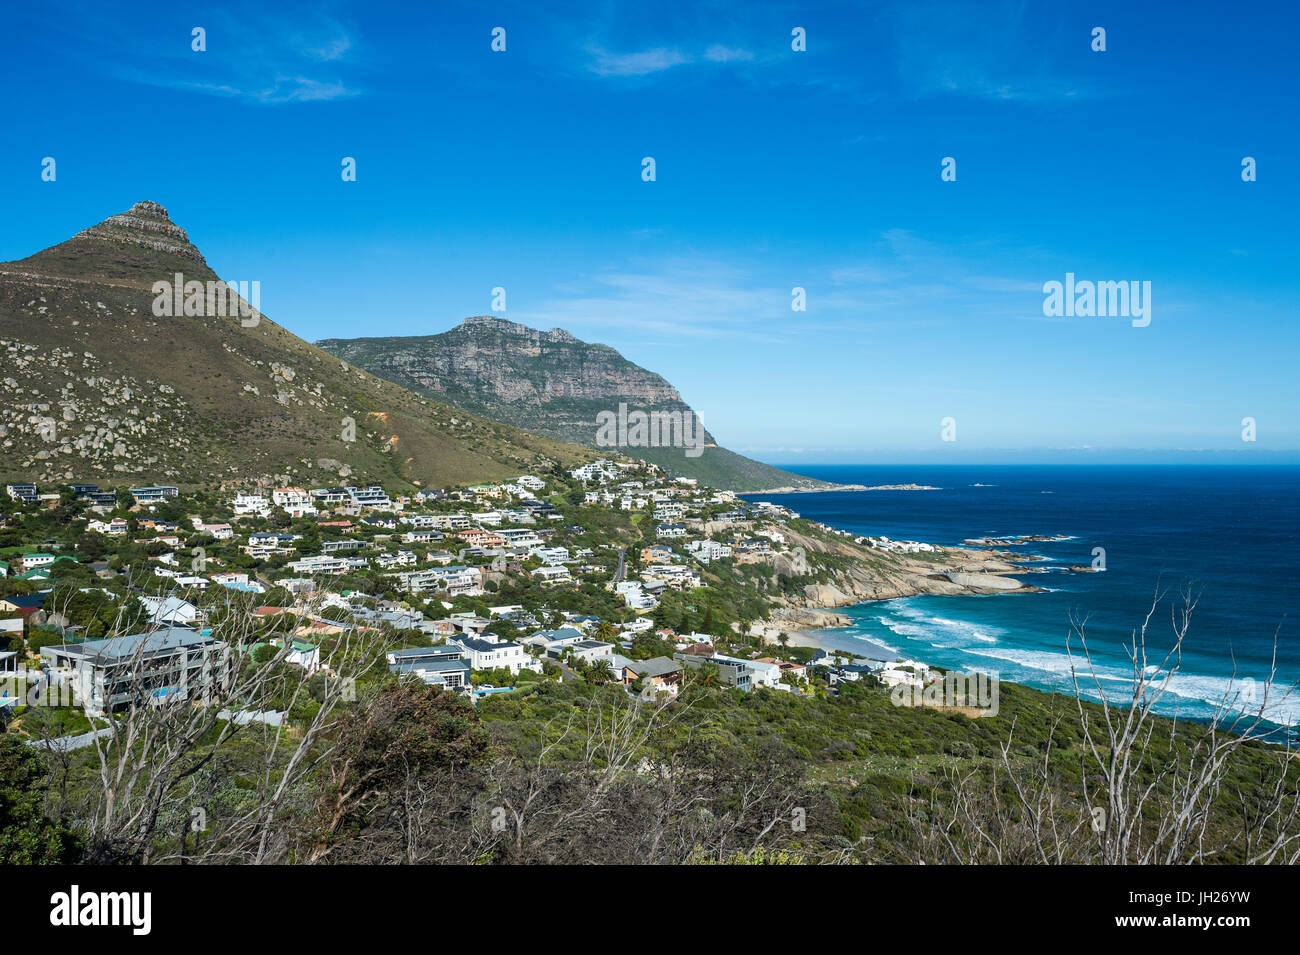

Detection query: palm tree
xmin=587 ymin=658 xmax=614 ymax=684
xmin=694 ymin=662 xmax=720 ymax=688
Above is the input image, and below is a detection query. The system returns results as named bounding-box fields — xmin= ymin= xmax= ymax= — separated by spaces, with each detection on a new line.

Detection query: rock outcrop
xmin=770 ymin=523 xmax=1040 ymax=618
xmin=77 ymin=201 xmax=208 ymax=264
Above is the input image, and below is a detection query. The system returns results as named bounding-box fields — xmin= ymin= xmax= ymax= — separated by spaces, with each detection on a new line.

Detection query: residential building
xmin=629 ymin=657 xmax=683 ymax=697
xmin=232 ymin=494 xmax=270 ymax=516
xmin=687 ymin=539 xmax=733 ymax=564
xmin=5 ymin=483 xmax=38 ymax=503
xmin=673 ymin=652 xmax=754 ymax=691
xmin=531 ymin=565 xmax=572 ymax=587
xmin=286 ymin=555 xmax=350 ymax=575
xmin=140 ymin=595 xmax=199 ymax=627
xmin=346 ymin=485 xmax=392 ymax=509
xmin=41 ymin=627 xmax=233 ymax=717
xmin=555 ymin=640 xmax=614 ymax=664
xmin=272 ymin=487 xmax=318 ymax=517
xmin=387 ymin=645 xmax=471 ymax=689
xmin=130 ymin=486 xmax=179 ymax=504
xmin=448 ymin=635 xmax=535 ymax=674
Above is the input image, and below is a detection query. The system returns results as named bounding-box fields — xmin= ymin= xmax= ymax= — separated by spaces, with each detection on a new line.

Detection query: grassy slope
xmin=0 ymin=217 xmax=597 ymax=489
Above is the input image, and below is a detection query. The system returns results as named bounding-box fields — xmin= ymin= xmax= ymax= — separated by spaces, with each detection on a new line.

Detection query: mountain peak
xmin=458 ymin=314 xmax=577 ymax=343
xmin=76 ymin=200 xmax=205 ymax=265
xmin=123 ymin=199 xmax=174 ymax=221
xmin=3 ymin=199 xmax=211 ymax=281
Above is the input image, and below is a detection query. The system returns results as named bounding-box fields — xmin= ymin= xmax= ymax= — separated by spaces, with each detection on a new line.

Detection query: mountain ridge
xmin=0 ymin=202 xmax=599 ymax=489
xmin=317 ymin=316 xmax=828 ymax=492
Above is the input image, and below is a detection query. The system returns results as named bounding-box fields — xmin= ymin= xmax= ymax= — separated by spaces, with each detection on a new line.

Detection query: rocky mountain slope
xmin=0 ymin=202 xmax=596 ymax=489
xmin=317 ymin=316 xmax=828 ymax=492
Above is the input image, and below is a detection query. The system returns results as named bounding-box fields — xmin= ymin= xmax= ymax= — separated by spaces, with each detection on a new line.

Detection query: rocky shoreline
xmin=754 ymin=523 xmax=1040 ymax=651
xmin=861 ymin=483 xmax=941 ymax=491
xmin=746 ymin=482 xmax=943 ymax=495
xmin=747 ymin=483 xmax=869 ymax=494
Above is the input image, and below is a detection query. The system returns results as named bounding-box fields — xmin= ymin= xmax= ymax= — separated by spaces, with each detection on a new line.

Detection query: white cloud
xmin=703 ymin=44 xmax=754 ymax=63
xmin=102 ymin=8 xmax=362 ymax=105
xmin=588 ymin=47 xmax=690 ymax=77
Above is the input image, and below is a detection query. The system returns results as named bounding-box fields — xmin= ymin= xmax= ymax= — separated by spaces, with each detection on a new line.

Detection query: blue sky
xmin=2 ymin=0 xmax=1297 ymax=463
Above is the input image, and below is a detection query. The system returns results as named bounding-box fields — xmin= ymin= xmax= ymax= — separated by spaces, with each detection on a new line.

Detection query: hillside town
xmin=0 ymin=460 xmax=936 ymax=727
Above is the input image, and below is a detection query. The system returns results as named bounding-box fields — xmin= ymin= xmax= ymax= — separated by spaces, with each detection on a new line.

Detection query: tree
xmin=692 ymin=662 xmax=721 ymax=688
xmin=76 ymin=532 xmax=107 ymax=560
xmin=902 ymin=589 xmax=1300 ymax=865
xmin=26 ymin=629 xmax=63 ymax=656
xmin=312 ymin=681 xmax=490 ymax=861
xmin=701 ymin=606 xmax=717 ymax=636
xmin=0 ymin=735 xmax=81 ymax=863
xmin=587 ymin=659 xmax=615 ymax=684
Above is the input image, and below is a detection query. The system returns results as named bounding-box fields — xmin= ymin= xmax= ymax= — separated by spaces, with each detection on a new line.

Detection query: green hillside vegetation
xmin=5 ymin=665 xmax=1293 ymax=865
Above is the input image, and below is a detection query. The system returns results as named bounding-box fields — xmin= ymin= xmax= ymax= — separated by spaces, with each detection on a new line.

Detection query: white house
xmin=531 ymin=566 xmax=572 ymax=587
xmin=561 ymin=640 xmax=615 ymax=665
xmin=232 ymin=494 xmax=270 ymax=516
xmin=531 ymin=546 xmax=570 ymax=566
xmin=272 ymin=487 xmax=318 ymax=517
xmin=281 ymin=639 xmax=322 ymax=673
xmin=286 ymin=555 xmax=350 ymax=575
xmin=525 ymin=628 xmax=587 ymax=650
xmin=448 ymin=635 xmax=536 ymax=675
xmin=139 ymin=595 xmax=199 ymax=627
xmin=346 ymin=485 xmax=392 ymax=509
xmin=687 ymin=540 xmax=733 ymax=564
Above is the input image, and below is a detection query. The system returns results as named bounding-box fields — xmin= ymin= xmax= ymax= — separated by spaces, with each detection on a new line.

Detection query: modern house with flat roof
xmin=673 ymin=652 xmax=753 ymax=691
xmin=551 ymin=639 xmax=614 ymax=664
xmin=387 ymin=644 xmax=471 ymax=690
xmin=129 ymin=485 xmax=180 ymax=504
xmin=5 ymin=483 xmax=38 ymax=503
xmin=346 ymin=485 xmax=392 ymax=509
xmin=41 ymin=626 xmax=232 ymax=716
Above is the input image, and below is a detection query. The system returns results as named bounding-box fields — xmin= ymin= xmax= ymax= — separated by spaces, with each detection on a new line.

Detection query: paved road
xmin=556 ymin=662 xmax=582 ymax=682
xmin=614 ymin=548 xmax=626 ymax=583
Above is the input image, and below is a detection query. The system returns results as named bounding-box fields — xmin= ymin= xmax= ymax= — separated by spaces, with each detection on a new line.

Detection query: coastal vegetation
xmin=3 ymin=586 xmax=1296 ymax=865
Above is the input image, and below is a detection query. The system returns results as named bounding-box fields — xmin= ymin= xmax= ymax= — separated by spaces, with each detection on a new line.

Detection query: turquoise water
xmin=745 ymin=466 xmax=1300 ymax=725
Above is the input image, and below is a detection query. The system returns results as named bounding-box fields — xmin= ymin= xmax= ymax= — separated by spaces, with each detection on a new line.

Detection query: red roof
xmin=681 ymin=643 xmax=715 ymax=656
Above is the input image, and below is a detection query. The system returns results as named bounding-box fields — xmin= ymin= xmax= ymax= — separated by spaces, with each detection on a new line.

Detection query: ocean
xmin=743 ymin=465 xmax=1300 ymax=726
